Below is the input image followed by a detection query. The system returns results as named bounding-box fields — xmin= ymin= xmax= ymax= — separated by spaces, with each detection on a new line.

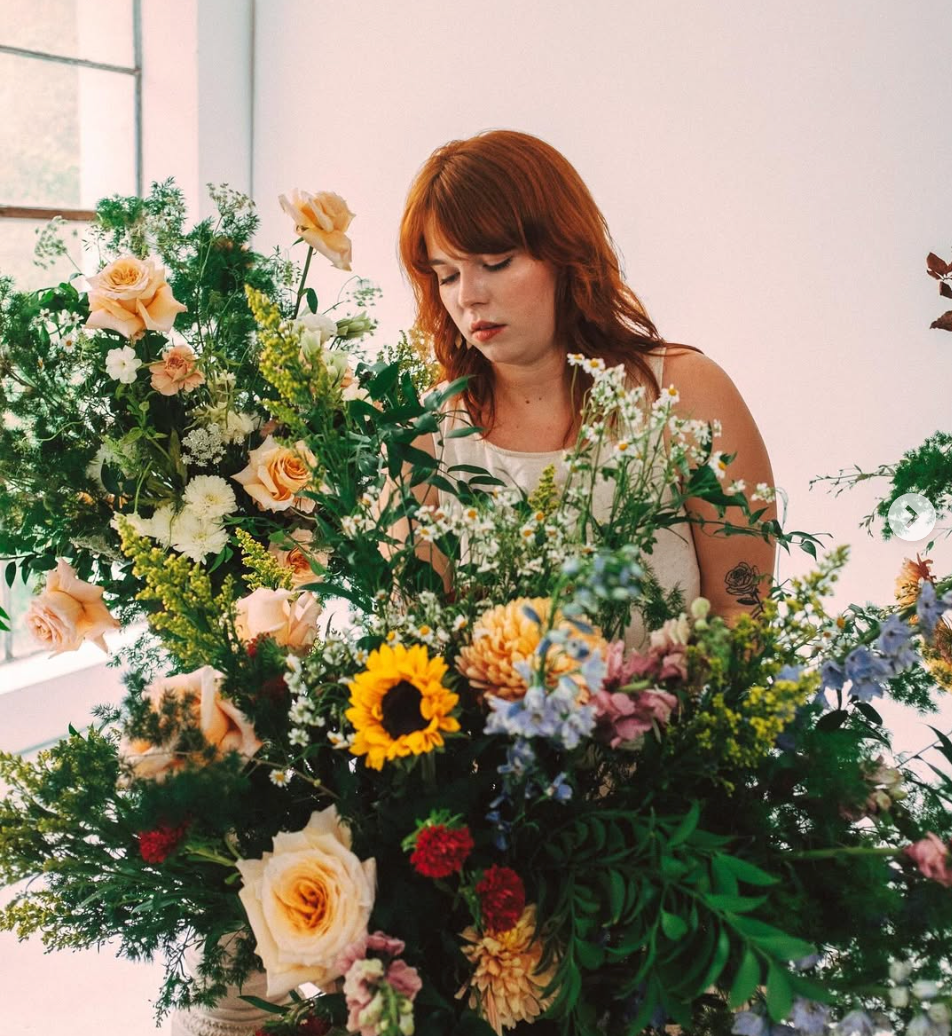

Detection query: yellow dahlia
xmin=895 ymin=554 xmax=934 ymax=611
xmin=458 ymin=905 xmax=558 ymax=1034
xmin=456 ymin=597 xmax=607 ymax=702
xmin=346 ymin=643 xmax=459 ymax=769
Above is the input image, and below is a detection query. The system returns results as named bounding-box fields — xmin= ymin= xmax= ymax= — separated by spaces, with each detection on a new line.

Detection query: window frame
xmin=0 ymin=0 xmax=142 ymax=663
xmin=0 ymin=0 xmax=143 ymax=218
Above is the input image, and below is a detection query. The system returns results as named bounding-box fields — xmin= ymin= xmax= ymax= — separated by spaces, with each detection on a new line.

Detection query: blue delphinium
xmin=844 ymin=646 xmax=894 ymax=703
xmin=917 ymin=581 xmax=952 ymax=638
xmin=876 ymin=613 xmax=918 ymax=672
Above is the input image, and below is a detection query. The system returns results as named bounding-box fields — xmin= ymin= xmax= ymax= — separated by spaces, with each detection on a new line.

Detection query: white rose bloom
xmin=169 ymin=508 xmax=229 ymax=562
xmin=296 ymin=311 xmax=339 ymax=348
xmin=104 ymin=345 xmax=143 ymax=384
xmin=222 ymin=410 xmax=259 ymax=443
xmin=183 ymin=475 xmax=238 ymax=520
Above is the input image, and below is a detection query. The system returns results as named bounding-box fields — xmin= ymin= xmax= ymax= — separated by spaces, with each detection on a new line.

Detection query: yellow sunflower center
xmin=381 ymin=680 xmax=428 ymax=738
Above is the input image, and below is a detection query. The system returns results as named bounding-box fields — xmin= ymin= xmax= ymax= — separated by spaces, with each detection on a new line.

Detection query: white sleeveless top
xmin=434 ymin=347 xmax=701 ymax=650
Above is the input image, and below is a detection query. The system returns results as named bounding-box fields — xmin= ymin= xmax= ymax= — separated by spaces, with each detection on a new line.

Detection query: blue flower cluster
xmin=560 ymin=546 xmax=643 ymax=617
xmin=733 ymin=999 xmax=831 ymax=1036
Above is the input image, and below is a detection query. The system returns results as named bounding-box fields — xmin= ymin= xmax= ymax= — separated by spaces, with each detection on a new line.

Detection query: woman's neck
xmin=482 ymin=352 xmax=577 ymax=451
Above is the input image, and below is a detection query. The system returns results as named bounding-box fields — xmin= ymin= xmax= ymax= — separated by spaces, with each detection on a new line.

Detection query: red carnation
xmin=475 ymin=865 xmax=526 ymax=933
xmin=137 ymin=821 xmax=189 ymax=864
xmin=410 ymin=823 xmax=475 ymax=879
xmin=296 ymin=1018 xmax=332 ymax=1035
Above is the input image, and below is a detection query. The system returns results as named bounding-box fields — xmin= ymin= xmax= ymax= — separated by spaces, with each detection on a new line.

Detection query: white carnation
xmin=169 ymin=508 xmax=229 ymax=562
xmin=183 ymin=475 xmax=237 ymax=520
xmin=150 ymin=503 xmax=177 ymax=547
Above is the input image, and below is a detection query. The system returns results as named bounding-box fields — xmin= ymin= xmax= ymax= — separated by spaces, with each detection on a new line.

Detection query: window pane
xmin=0 ymin=0 xmax=134 ymax=68
xmin=0 ymin=218 xmax=86 ymax=291
xmin=0 ymin=53 xmax=136 ymax=207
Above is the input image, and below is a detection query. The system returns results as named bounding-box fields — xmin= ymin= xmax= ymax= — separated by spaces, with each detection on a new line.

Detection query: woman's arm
xmin=663 ymin=348 xmax=778 ymax=623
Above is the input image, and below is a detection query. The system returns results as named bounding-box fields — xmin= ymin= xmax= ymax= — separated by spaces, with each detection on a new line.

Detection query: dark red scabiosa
xmin=475 ymin=865 xmax=526 ymax=933
xmin=137 ymin=821 xmax=189 ymax=863
xmin=410 ymin=823 xmax=475 ymax=879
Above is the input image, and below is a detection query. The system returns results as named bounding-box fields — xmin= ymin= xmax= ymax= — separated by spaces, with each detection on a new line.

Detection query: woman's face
xmin=425 ymin=229 xmax=562 ymax=368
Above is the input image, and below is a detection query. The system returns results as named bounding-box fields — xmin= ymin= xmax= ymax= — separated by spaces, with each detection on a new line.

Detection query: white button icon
xmin=887 ymin=493 xmax=937 ymax=542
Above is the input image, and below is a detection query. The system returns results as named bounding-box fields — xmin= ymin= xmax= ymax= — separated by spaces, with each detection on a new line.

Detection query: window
xmin=0 ymin=0 xmax=142 ymax=660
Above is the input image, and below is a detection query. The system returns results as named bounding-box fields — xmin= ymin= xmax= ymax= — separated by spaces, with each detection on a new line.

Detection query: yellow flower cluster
xmin=246 ymin=288 xmax=332 ymax=427
xmin=234 ymin=527 xmax=293 ymax=591
xmin=691 ymin=672 xmax=819 ymax=777
xmin=526 ymin=464 xmax=559 ymax=518
xmin=117 ymin=518 xmax=236 ymax=669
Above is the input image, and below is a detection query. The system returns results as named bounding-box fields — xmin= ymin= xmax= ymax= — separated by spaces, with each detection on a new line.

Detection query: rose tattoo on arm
xmin=724 ymin=561 xmax=765 ymax=616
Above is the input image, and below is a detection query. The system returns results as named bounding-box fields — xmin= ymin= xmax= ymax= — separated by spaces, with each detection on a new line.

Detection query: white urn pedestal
xmin=169 ymin=942 xmax=291 ymax=1036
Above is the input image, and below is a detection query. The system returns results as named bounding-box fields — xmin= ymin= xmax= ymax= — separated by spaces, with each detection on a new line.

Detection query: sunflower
xmin=346 ymin=643 xmax=460 ymax=769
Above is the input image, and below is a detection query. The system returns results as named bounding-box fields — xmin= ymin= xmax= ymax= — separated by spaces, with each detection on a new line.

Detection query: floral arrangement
xmin=2 ymin=191 xmax=952 ymax=1036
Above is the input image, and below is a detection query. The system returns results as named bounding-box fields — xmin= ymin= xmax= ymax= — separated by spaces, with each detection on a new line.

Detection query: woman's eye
xmin=485 ymin=257 xmax=513 ymax=272
xmin=437 ymin=272 xmax=458 ymax=286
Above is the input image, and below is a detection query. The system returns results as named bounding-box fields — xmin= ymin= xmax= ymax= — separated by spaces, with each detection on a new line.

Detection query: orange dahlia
xmin=456 ymin=597 xmax=606 ymax=702
xmin=895 ymin=554 xmax=935 ymax=611
xmin=459 ymin=905 xmax=558 ymax=1034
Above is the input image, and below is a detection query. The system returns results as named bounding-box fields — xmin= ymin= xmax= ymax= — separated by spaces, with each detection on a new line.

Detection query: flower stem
xmin=786 ymin=845 xmax=900 ymax=861
xmin=292 ymin=246 xmax=314 ymax=319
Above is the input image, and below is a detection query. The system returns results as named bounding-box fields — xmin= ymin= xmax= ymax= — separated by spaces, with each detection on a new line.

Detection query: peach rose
xmin=235 ymin=586 xmax=322 ymax=651
xmin=85 ymin=255 xmax=187 ymax=339
xmin=25 ymin=559 xmax=120 ymax=654
xmin=148 ymin=344 xmax=206 ymax=396
xmin=268 ymin=529 xmax=327 ymax=589
xmin=236 ymin=805 xmax=376 ymax=996
xmin=232 ymin=435 xmax=317 ymax=513
xmin=120 ymin=665 xmax=262 ymax=781
xmin=279 ymin=189 xmax=355 ymax=271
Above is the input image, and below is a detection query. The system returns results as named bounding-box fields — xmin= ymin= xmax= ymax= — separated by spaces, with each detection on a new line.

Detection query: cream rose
xmin=236 ymin=806 xmax=376 ymax=997
xmin=148 ymin=344 xmax=206 ymax=396
xmin=279 ymin=189 xmax=355 ymax=271
xmin=25 ymin=559 xmax=120 ymax=654
xmin=232 ymin=435 xmax=317 ymax=513
xmin=120 ymin=666 xmax=262 ymax=781
xmin=234 ymin=586 xmax=322 ymax=651
xmin=85 ymin=255 xmax=187 ymax=339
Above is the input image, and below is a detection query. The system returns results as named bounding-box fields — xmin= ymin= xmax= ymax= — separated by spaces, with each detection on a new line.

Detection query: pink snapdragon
xmin=905 ymin=833 xmax=952 ymax=888
xmin=337 ymin=931 xmax=422 ymax=1036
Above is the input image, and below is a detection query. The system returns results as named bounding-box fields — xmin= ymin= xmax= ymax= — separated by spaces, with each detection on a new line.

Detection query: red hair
xmin=399 ymin=129 xmax=669 ymax=430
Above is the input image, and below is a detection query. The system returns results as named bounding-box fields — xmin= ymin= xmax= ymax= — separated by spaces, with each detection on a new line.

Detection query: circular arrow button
xmin=887 ymin=493 xmax=937 ymax=542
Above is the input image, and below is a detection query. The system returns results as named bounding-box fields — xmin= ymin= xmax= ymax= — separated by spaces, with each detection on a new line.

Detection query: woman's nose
xmin=456 ymin=267 xmax=487 ymax=309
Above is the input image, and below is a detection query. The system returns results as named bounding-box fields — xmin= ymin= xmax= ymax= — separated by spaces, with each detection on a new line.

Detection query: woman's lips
xmin=471 ymin=324 xmax=505 ymax=343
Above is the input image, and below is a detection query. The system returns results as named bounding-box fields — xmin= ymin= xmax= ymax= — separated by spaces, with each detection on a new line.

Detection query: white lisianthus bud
xmin=928 ymin=1003 xmax=951 ymax=1025
xmin=913 ymin=980 xmax=941 ymax=1002
xmin=890 ymin=988 xmax=910 ymax=1009
xmin=890 ymin=960 xmax=914 ymax=983
xmin=690 ymin=597 xmax=711 ymax=621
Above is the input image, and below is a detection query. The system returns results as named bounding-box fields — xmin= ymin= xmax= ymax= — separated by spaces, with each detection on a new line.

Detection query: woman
xmin=397 ymin=129 xmax=777 ymax=639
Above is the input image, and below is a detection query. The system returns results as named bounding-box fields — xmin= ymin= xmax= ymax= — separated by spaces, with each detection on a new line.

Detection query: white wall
xmin=251 ymin=0 xmax=952 ymax=620
xmin=142 ymin=0 xmax=253 ymax=219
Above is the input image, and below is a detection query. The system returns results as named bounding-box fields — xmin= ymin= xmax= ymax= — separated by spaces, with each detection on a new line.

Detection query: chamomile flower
xmin=269 ymin=768 xmax=294 ymax=788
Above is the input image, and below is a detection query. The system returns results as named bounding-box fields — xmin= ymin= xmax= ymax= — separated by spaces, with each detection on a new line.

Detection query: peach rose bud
xmin=148 ymin=344 xmax=206 ymax=396
xmin=279 ymin=189 xmax=355 ymax=271
xmin=25 ymin=559 xmax=120 ymax=654
xmin=119 ymin=666 xmax=262 ymax=781
xmin=85 ymin=255 xmax=187 ymax=339
xmin=235 ymin=587 xmax=322 ymax=652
